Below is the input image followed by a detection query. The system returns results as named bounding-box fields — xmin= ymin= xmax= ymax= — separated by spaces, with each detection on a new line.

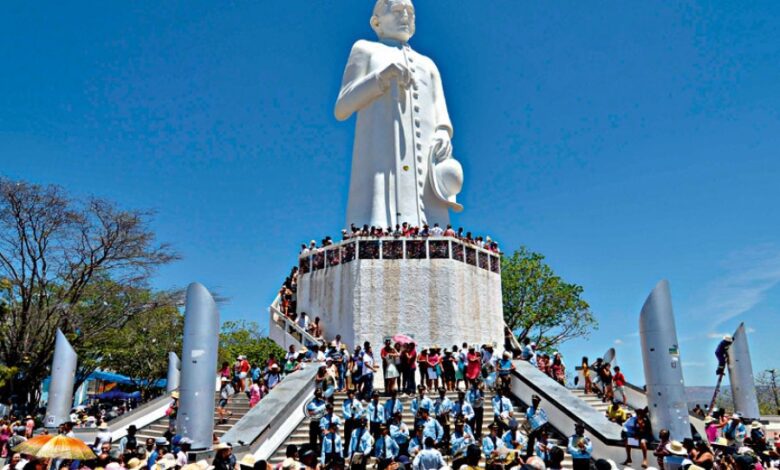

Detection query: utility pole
xmin=770 ymin=369 xmax=780 ymax=413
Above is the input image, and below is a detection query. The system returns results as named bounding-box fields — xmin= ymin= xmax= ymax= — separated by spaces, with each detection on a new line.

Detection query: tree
xmin=95 ymin=297 xmax=184 ymax=396
xmin=501 ymin=246 xmax=598 ymax=351
xmin=0 ymin=178 xmax=177 ymax=405
xmin=756 ymin=369 xmax=780 ymax=415
xmin=714 ymin=369 xmax=780 ymax=416
xmin=219 ymin=320 xmax=284 ymax=369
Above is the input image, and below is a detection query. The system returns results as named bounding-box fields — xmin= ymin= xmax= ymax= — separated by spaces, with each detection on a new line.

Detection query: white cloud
xmin=697 ymin=244 xmax=780 ymax=328
xmin=614 ymin=339 xmax=624 ymax=345
xmin=746 ymin=326 xmax=756 ymax=334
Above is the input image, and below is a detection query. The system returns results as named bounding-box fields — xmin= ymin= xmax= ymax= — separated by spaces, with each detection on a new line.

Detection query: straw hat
xmin=665 ymin=441 xmax=687 ymax=456
xmin=281 ymin=458 xmax=298 ymax=470
xmin=213 ymin=442 xmax=231 ymax=451
xmin=154 ymin=459 xmax=175 ymax=470
xmin=98 ymin=422 xmax=109 ymax=430
xmin=712 ymin=437 xmax=729 ymax=447
xmin=239 ymin=454 xmax=256 ymax=467
xmin=171 ymin=391 xmax=180 ymax=399
xmin=750 ymin=421 xmax=762 ymax=430
xmin=704 ymin=416 xmax=715 ymax=424
xmin=126 ymin=459 xmax=143 ymax=470
xmin=195 ymin=460 xmax=210 ymax=470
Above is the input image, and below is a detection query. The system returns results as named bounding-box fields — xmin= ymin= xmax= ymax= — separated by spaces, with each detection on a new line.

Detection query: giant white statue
xmin=335 ymin=0 xmax=464 ymax=229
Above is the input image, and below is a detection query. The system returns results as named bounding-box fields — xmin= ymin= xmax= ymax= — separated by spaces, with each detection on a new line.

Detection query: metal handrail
xmin=298 ymin=235 xmax=501 ymax=261
xmin=269 ymin=295 xmax=324 ymax=347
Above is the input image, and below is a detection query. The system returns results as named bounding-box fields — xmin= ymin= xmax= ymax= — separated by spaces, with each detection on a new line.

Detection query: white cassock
xmin=335 ymin=39 xmax=456 ymax=229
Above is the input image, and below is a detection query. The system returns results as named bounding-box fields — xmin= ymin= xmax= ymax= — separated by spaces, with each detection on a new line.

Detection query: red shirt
xmin=404 ymin=349 xmax=418 ymax=370
xmin=614 ymin=371 xmax=625 ymax=387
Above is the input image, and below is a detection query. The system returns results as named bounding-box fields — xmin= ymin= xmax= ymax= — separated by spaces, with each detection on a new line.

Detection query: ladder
xmin=707 ymin=369 xmax=726 ymax=414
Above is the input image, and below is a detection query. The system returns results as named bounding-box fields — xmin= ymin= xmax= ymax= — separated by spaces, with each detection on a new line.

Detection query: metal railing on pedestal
xmin=268 ymin=294 xmax=324 ymax=347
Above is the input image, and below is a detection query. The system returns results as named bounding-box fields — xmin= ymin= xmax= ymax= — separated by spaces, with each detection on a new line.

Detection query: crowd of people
xmin=298 ymin=223 xmax=502 ymax=258
xmin=279 ymin=333 xmax=603 ymax=470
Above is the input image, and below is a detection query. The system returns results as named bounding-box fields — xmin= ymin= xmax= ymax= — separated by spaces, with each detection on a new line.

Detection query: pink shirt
xmin=705 ymin=424 xmax=718 ymax=443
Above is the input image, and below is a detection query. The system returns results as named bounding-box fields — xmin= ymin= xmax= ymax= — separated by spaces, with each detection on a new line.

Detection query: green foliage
xmin=501 ymin=246 xmax=598 ymax=351
xmin=92 ymin=299 xmax=184 ymax=394
xmin=0 ymin=178 xmax=177 ymax=404
xmin=218 ymin=320 xmax=284 ymax=369
xmin=0 ymin=364 xmax=17 ymax=389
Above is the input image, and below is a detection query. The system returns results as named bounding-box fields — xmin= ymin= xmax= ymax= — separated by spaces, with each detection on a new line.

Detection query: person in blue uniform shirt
xmin=410 ymin=385 xmax=433 ymax=426
xmin=534 ymin=428 xmax=553 ymax=464
xmin=306 ymin=389 xmax=327 ymax=451
xmin=433 ymin=388 xmax=453 ymax=447
xmin=567 ymin=422 xmax=593 ymax=470
xmin=450 ymin=390 xmax=475 ymax=422
xmin=466 ymin=379 xmax=485 ymax=438
xmin=320 ymin=403 xmax=344 ymax=436
xmin=491 ymin=388 xmax=513 ymax=431
xmin=482 ymin=422 xmax=505 ymax=461
xmin=342 ymin=389 xmax=364 ymax=452
xmin=373 ymin=425 xmax=399 ymax=470
xmin=320 ymin=421 xmax=344 ymax=467
xmin=450 ymin=418 xmax=476 ymax=458
xmin=366 ymin=391 xmax=386 ymax=438
xmin=418 ymin=408 xmax=444 ymax=446
xmin=502 ymin=419 xmax=528 ymax=453
xmin=525 ymin=394 xmax=548 ymax=459
xmin=348 ymin=417 xmax=373 ymax=469
xmin=384 ymin=389 xmax=403 ymax=423
xmin=408 ymin=425 xmax=425 ymax=458
xmin=412 ymin=437 xmax=446 ymax=470
xmin=388 ymin=411 xmax=410 ymax=456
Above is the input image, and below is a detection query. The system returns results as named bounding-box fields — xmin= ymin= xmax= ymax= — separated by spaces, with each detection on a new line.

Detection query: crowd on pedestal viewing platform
xmin=298 ymin=223 xmax=502 ymax=256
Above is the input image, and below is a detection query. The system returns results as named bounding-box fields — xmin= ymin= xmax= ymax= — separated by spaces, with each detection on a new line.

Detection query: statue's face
xmin=374 ymin=0 xmax=415 ymax=43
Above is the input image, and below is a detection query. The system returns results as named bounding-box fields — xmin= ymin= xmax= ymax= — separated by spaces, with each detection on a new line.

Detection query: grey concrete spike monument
xmin=727 ymin=323 xmax=760 ymax=419
xmin=44 ymin=329 xmax=78 ymax=429
xmin=177 ymin=283 xmax=220 ymax=450
xmin=167 ymin=352 xmax=181 ymax=393
xmin=639 ymin=280 xmax=691 ymax=440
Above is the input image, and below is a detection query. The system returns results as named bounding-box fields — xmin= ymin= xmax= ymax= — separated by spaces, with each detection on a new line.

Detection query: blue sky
xmin=2 ymin=2 xmax=779 ymax=386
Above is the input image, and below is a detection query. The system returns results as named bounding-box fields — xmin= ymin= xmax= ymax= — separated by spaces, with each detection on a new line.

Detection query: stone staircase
xmin=268 ymin=389 xmax=575 ymax=468
xmin=569 ymin=389 xmax=611 ymax=415
xmin=570 ymin=388 xmax=630 ymax=416
xmin=136 ymin=393 xmax=251 ymax=441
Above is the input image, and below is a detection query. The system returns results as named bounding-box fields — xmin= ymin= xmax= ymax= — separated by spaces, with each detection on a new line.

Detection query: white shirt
xmin=95 ymin=431 xmax=112 ymax=446
xmin=362 ymin=354 xmax=375 ymax=375
xmin=430 ymin=226 xmax=444 ymax=236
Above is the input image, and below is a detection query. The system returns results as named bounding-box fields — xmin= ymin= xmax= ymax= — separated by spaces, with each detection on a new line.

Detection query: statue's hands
xmin=431 ymin=129 xmax=452 ymax=163
xmin=378 ymin=62 xmax=413 ymax=90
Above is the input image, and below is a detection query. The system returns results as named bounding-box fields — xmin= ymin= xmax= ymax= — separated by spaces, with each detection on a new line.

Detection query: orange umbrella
xmin=13 ymin=434 xmax=96 ymax=460
xmin=11 ymin=434 xmax=54 ymax=455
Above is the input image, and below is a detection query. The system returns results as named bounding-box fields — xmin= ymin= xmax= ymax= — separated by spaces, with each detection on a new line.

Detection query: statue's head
xmin=371 ymin=0 xmax=415 ymax=43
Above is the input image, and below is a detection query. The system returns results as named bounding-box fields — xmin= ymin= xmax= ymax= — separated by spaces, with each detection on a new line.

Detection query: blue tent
xmin=89 ymin=389 xmax=142 ymax=401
